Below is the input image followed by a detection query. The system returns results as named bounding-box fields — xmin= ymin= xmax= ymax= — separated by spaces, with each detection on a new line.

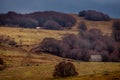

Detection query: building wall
xmin=89 ymin=55 xmax=102 ymax=62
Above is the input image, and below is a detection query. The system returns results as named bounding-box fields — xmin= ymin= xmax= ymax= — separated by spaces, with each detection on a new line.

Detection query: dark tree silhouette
xmin=38 ymin=38 xmax=62 ymax=56
xmin=43 ymin=20 xmax=63 ymax=30
xmin=0 ymin=11 xmax=76 ymax=29
xmin=78 ymin=21 xmax=87 ymax=31
xmin=112 ymin=21 xmax=120 ymax=42
xmin=62 ymin=34 xmax=79 ymax=49
xmin=0 ymin=58 xmax=5 ymax=71
xmin=79 ymin=10 xmax=86 ymax=17
xmin=79 ymin=10 xmax=111 ymax=21
xmin=31 ymin=26 xmax=120 ymax=62
xmin=0 ymin=58 xmax=4 ymax=65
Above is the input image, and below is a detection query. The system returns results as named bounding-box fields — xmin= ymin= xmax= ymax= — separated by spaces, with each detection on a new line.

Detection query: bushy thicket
xmin=112 ymin=20 xmax=120 ymax=42
xmin=79 ymin=10 xmax=111 ymax=21
xmin=31 ymin=23 xmax=120 ymax=62
xmin=0 ymin=58 xmax=4 ymax=65
xmin=78 ymin=21 xmax=87 ymax=31
xmin=0 ymin=11 xmax=76 ymax=30
xmin=0 ymin=35 xmax=17 ymax=47
xmin=43 ymin=20 xmax=63 ymax=30
xmin=111 ymin=21 xmax=120 ymax=61
xmin=0 ymin=58 xmax=5 ymax=71
xmin=53 ymin=61 xmax=78 ymax=77
xmin=112 ymin=21 xmax=120 ymax=30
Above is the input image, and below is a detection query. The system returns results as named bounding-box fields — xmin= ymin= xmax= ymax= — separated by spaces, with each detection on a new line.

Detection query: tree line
xmin=79 ymin=10 xmax=111 ymax=21
xmin=0 ymin=11 xmax=76 ymax=30
xmin=31 ymin=21 xmax=120 ymax=62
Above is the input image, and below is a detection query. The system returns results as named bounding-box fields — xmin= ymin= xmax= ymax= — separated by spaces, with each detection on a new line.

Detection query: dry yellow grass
xmin=0 ymin=61 xmax=120 ymax=80
xmin=0 ymin=27 xmax=77 ymax=45
xmin=0 ymin=43 xmax=120 ymax=80
xmin=0 ymin=27 xmax=78 ymax=50
xmin=71 ymin=14 xmax=113 ymax=35
xmin=0 ymin=45 xmax=63 ymax=67
xmin=0 ymin=46 xmax=120 ymax=80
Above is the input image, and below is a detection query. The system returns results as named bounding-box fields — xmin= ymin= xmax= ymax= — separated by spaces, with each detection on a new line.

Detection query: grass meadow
xmin=0 ymin=15 xmax=120 ymax=80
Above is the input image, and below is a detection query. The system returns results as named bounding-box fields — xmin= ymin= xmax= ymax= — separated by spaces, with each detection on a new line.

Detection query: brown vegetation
xmin=0 ymin=57 xmax=5 ymax=71
xmin=79 ymin=10 xmax=111 ymax=21
xmin=0 ymin=11 xmax=76 ymax=29
xmin=78 ymin=21 xmax=87 ymax=31
xmin=32 ymin=22 xmax=120 ymax=62
xmin=0 ymin=11 xmax=120 ymax=80
xmin=0 ymin=35 xmax=17 ymax=47
xmin=53 ymin=61 xmax=78 ymax=77
xmin=112 ymin=20 xmax=120 ymax=42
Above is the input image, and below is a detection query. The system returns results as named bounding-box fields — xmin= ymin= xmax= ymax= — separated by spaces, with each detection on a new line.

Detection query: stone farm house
xmin=89 ymin=55 xmax=102 ymax=62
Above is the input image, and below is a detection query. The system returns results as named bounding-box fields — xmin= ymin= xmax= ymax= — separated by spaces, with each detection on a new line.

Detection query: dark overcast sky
xmin=0 ymin=0 xmax=120 ymax=18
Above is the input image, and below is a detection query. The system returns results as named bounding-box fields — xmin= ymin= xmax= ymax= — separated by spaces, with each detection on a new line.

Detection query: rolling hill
xmin=0 ymin=12 xmax=120 ymax=80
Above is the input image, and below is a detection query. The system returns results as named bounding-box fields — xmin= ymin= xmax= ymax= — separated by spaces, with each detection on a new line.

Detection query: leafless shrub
xmin=112 ymin=20 xmax=120 ymax=42
xmin=0 ymin=35 xmax=17 ymax=47
xmin=78 ymin=21 xmax=87 ymax=31
xmin=43 ymin=20 xmax=63 ymax=30
xmin=53 ymin=61 xmax=78 ymax=77
xmin=0 ymin=58 xmax=5 ymax=71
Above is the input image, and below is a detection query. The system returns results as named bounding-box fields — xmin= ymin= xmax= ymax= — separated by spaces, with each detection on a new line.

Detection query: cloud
xmin=92 ymin=0 xmax=120 ymax=4
xmin=0 ymin=0 xmax=120 ymax=18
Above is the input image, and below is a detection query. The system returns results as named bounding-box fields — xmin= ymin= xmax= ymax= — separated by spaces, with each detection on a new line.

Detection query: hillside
xmin=71 ymin=14 xmax=113 ymax=35
xmin=0 ymin=13 xmax=116 ymax=51
xmin=0 ymin=27 xmax=78 ymax=51
xmin=0 ymin=13 xmax=116 ymax=43
xmin=0 ymin=13 xmax=120 ymax=80
xmin=0 ymin=45 xmax=120 ymax=80
xmin=0 ymin=11 xmax=116 ymax=33
xmin=0 ymin=48 xmax=120 ymax=80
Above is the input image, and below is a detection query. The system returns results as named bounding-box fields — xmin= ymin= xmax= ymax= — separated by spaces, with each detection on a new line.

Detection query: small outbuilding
xmin=36 ymin=27 xmax=41 ymax=29
xmin=89 ymin=55 xmax=102 ymax=62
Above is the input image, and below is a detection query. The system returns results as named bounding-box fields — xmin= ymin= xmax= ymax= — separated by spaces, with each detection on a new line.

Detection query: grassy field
xmin=0 ymin=16 xmax=120 ymax=80
xmin=0 ymin=60 xmax=120 ymax=80
xmin=0 ymin=28 xmax=120 ymax=80
xmin=0 ymin=27 xmax=78 ymax=45
xmin=0 ymin=27 xmax=78 ymax=51
xmin=0 ymin=47 xmax=120 ymax=80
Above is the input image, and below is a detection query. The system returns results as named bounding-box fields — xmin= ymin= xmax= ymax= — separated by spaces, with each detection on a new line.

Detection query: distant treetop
xmin=79 ymin=10 xmax=111 ymax=21
xmin=0 ymin=11 xmax=76 ymax=30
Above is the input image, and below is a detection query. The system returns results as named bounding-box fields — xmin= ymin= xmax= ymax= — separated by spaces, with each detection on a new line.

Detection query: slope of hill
xmin=0 ymin=27 xmax=78 ymax=51
xmin=0 ymin=13 xmax=116 ymax=52
xmin=0 ymin=12 xmax=120 ymax=80
xmin=71 ymin=14 xmax=114 ymax=35
xmin=0 ymin=44 xmax=120 ymax=80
